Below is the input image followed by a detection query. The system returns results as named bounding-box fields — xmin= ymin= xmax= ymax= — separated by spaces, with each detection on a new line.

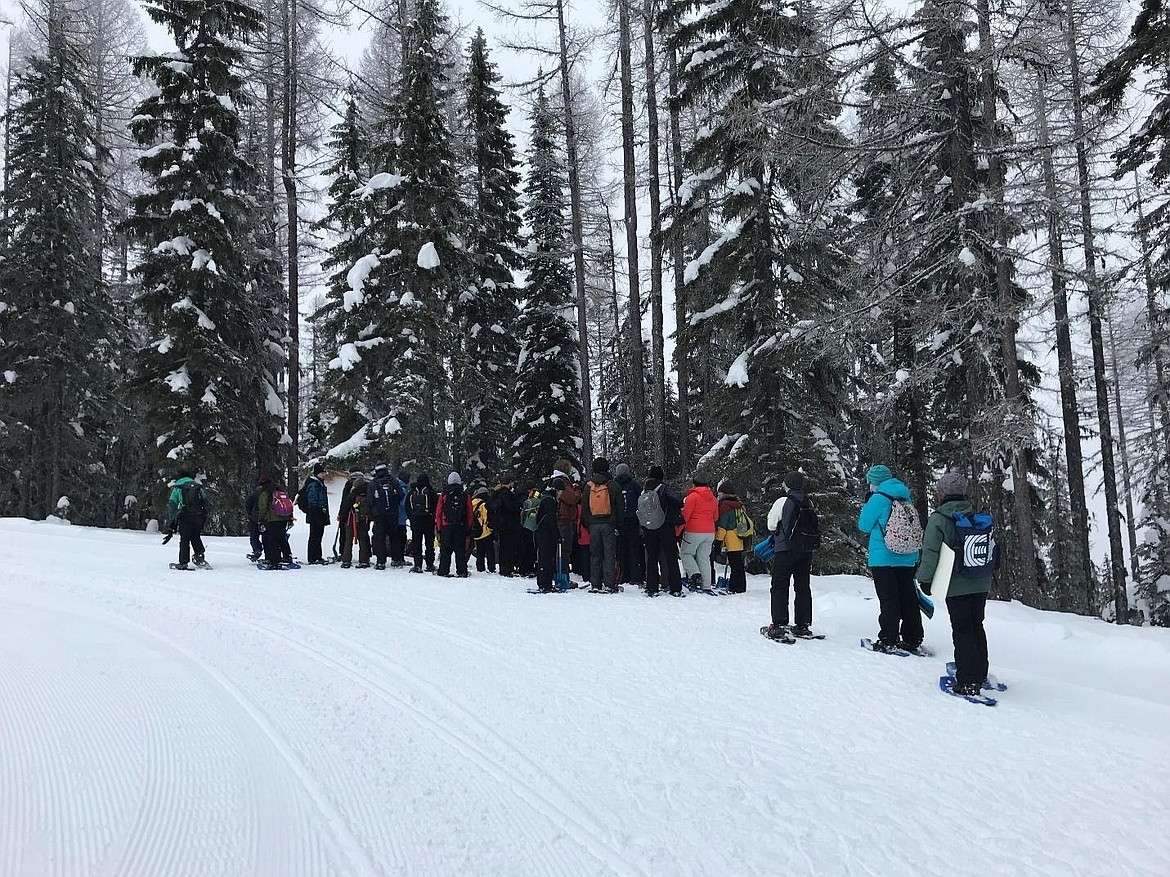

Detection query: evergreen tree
xmin=124 ymin=0 xmax=276 ymax=526
xmin=511 ymin=84 xmax=582 ymax=477
xmin=457 ymin=29 xmax=524 ymax=477
xmin=663 ymin=0 xmax=858 ymax=570
xmin=0 ymin=7 xmax=118 ymax=523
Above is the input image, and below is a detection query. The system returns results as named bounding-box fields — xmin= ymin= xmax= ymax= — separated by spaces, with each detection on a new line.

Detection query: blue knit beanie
xmin=866 ymin=464 xmax=893 ymax=486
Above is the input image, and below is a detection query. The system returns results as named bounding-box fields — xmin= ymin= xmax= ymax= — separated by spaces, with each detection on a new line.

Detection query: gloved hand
xmin=918 ymin=580 xmax=931 ymax=596
xmin=259 ymin=523 xmax=267 ymax=534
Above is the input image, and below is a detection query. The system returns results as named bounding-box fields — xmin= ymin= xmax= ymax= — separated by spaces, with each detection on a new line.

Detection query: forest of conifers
xmin=0 ymin=0 xmax=1166 ymax=624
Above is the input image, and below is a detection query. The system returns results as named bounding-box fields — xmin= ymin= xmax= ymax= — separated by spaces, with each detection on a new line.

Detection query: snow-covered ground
xmin=1 ymin=517 xmax=1167 ymax=876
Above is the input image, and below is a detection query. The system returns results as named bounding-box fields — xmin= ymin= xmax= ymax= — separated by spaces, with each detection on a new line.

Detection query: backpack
xmin=296 ymin=478 xmax=312 ymax=513
xmin=407 ymin=486 xmax=431 ymax=518
xmin=443 ymin=486 xmax=466 ymax=526
xmin=787 ymin=498 xmax=821 ymax=551
xmin=178 ymin=482 xmax=206 ymax=520
xmin=637 ymin=486 xmax=666 ymax=529
xmin=734 ymin=506 xmax=755 ymax=538
xmin=878 ymin=492 xmax=923 ymax=555
xmin=470 ymin=499 xmax=487 ymax=539
xmin=522 ymin=496 xmax=540 ymax=532
xmin=588 ymin=481 xmax=612 ymax=517
xmin=271 ymin=488 xmax=295 ymax=519
xmin=371 ymin=478 xmax=400 ymax=518
xmin=950 ymin=511 xmax=1000 ymax=578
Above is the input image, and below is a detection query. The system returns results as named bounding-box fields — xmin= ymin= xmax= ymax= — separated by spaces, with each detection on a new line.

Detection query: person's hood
xmin=174 ymin=476 xmax=195 ymax=487
xmin=590 ymin=472 xmax=611 ymax=485
xmin=718 ymin=495 xmax=743 ymax=511
xmin=873 ymin=478 xmax=911 ymax=501
xmin=690 ymin=484 xmax=715 ymax=499
xmin=414 ymin=472 xmax=431 ymax=488
xmin=474 ymin=487 xmax=490 ymax=499
xmin=786 ymin=489 xmax=807 ymax=503
xmin=936 ymin=499 xmax=976 ymax=516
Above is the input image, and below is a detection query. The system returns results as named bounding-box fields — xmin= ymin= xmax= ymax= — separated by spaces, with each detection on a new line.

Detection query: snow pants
xmin=679 ymin=532 xmax=716 ymax=587
xmin=872 ymin=566 xmax=923 ymax=648
xmin=262 ymin=521 xmax=290 ymax=566
xmin=248 ymin=520 xmax=262 ymax=557
xmin=410 ymin=517 xmax=435 ymax=570
xmin=518 ymin=529 xmax=536 ymax=576
xmin=475 ymin=536 xmax=497 ymax=572
xmin=341 ymin=516 xmax=371 ymax=566
xmin=392 ymin=524 xmax=408 ymax=563
xmin=617 ymin=520 xmax=645 ymax=584
xmin=947 ymin=591 xmax=989 ymax=686
xmin=723 ymin=549 xmax=746 ymax=593
xmin=438 ymin=527 xmax=469 ymax=576
xmin=643 ymin=525 xmax=682 ymax=595
xmin=496 ymin=526 xmax=521 ymax=576
xmin=306 ymin=509 xmax=327 ymax=564
xmin=177 ymin=518 xmax=205 ymax=566
xmin=771 ymin=550 xmax=812 ymax=627
xmin=589 ymin=523 xmax=618 ymax=589
xmin=535 ymin=532 xmax=558 ymax=590
xmin=373 ymin=515 xmax=395 ymax=565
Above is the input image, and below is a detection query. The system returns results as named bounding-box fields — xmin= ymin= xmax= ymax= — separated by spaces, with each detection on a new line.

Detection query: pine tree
xmin=511 ymin=84 xmax=582 ymax=477
xmin=457 ymin=29 xmax=523 ymax=478
xmin=0 ymin=6 xmax=117 ymax=522
xmin=124 ymin=0 xmax=276 ymax=525
xmin=663 ymin=0 xmax=858 ymax=569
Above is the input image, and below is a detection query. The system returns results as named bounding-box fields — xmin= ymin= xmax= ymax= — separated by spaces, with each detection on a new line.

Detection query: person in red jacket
xmin=679 ymin=470 xmax=719 ymax=592
xmin=434 ymin=471 xmax=474 ymax=577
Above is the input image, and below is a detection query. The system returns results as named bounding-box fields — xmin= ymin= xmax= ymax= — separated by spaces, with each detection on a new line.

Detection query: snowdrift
xmin=0 ymin=518 xmax=1166 ymax=876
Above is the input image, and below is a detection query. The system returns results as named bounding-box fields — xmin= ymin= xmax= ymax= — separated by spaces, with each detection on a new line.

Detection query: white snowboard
xmin=932 ymin=543 xmax=955 ymax=602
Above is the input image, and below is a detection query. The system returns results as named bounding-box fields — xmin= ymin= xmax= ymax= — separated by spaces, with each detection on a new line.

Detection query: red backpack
xmin=272 ymin=488 xmax=295 ymax=519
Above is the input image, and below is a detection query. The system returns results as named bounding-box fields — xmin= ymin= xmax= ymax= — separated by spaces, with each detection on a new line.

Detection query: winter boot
xmin=375 ymin=562 xmax=386 ymax=570
xmin=410 ymin=565 xmax=423 ymax=574
xmin=763 ymin=624 xmax=794 ymax=643
xmin=194 ymin=555 xmax=210 ymax=568
xmin=686 ymin=573 xmax=703 ymax=592
xmin=340 ymin=562 xmax=352 ymax=569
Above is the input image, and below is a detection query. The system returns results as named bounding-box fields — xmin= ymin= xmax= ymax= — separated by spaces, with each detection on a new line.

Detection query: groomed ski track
xmin=1 ymin=519 xmax=1167 ymax=876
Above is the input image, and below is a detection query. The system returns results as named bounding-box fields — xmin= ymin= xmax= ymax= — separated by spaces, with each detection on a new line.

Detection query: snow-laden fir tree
xmin=322 ymin=0 xmax=463 ymax=472
xmin=0 ymin=4 xmax=117 ymax=522
xmin=662 ymin=0 xmax=858 ymax=570
xmin=125 ymin=0 xmax=281 ymax=525
xmin=455 ymin=29 xmax=524 ymax=478
xmin=511 ymin=83 xmax=582 ymax=478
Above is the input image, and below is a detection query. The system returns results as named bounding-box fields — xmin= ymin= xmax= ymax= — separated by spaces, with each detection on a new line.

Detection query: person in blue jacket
xmin=858 ymin=464 xmax=923 ymax=652
xmin=393 ymin=469 xmax=410 ymax=567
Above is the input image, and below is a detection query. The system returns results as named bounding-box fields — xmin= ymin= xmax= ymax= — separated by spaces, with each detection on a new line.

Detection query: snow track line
xmin=165 ymin=591 xmax=643 ymax=877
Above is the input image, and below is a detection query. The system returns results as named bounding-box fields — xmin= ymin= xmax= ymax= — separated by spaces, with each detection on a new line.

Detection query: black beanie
xmin=313 ymin=462 xmax=326 ymax=475
xmin=648 ymin=464 xmax=665 ymax=481
xmin=592 ymin=457 xmax=610 ymax=473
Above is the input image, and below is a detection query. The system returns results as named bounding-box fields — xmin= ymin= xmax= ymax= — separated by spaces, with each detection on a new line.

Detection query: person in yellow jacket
xmin=471 ymin=486 xmax=497 ymax=573
xmin=714 ymin=480 xmax=751 ymax=593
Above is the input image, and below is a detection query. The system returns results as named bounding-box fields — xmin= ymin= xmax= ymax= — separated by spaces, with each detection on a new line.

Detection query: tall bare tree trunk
xmin=1035 ymin=74 xmax=1094 ymax=610
xmin=643 ymin=0 xmax=666 ymax=466
xmin=617 ymin=0 xmax=645 ymax=469
xmin=1134 ymin=175 xmax=1170 ymax=452
xmin=977 ymin=0 xmax=1038 ymax=603
xmin=1106 ymin=304 xmax=1140 ymax=580
xmin=556 ymin=0 xmax=594 ymax=465
xmin=1064 ymin=5 xmax=1128 ymax=621
xmin=667 ymin=43 xmax=688 ymax=473
xmin=282 ymin=0 xmax=300 ymax=487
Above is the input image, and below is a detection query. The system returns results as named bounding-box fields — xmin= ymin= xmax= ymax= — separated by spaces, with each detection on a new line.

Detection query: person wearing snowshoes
xmin=166 ymin=469 xmax=208 ymax=570
xmin=762 ymin=471 xmax=818 ymax=641
xmin=533 ymin=480 xmax=561 ymax=592
xmin=392 ymin=469 xmax=411 ymax=567
xmin=714 ymin=480 xmax=749 ymax=594
xmin=551 ymin=458 xmax=581 ymax=584
xmin=370 ymin=463 xmax=403 ymax=570
xmin=471 ymin=485 xmax=497 ymax=573
xmin=338 ymin=471 xmax=372 ymax=568
xmin=406 ymin=472 xmax=438 ymax=572
xmin=257 ymin=474 xmax=295 ymax=569
xmin=640 ymin=465 xmax=684 ymax=597
xmin=917 ymin=472 xmax=991 ymax=697
xmin=581 ymin=457 xmax=624 ymax=593
xmin=299 ymin=462 xmax=330 ymax=565
xmin=613 ymin=463 xmax=645 ymax=588
xmin=435 ymin=472 xmax=473 ymax=577
xmin=679 ymin=470 xmax=719 ymax=593
xmin=244 ymin=482 xmax=263 ymax=562
xmin=859 ymin=464 xmax=924 ymax=653
xmin=519 ymin=482 xmax=542 ymax=577
xmin=491 ymin=474 xmax=524 ymax=577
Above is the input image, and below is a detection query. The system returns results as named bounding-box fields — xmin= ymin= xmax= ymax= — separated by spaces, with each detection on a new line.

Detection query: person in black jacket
xmin=642 ymin=465 xmax=684 ymax=597
xmin=613 ymin=463 xmax=644 ymax=587
xmin=491 ymin=473 xmax=523 ymax=577
xmin=370 ymin=462 xmax=402 ymax=570
xmin=406 ymin=472 xmax=438 ymax=572
xmin=244 ymin=483 xmax=263 ymax=562
xmin=338 ymin=472 xmax=372 ymax=568
xmin=534 ymin=481 xmax=561 ymax=592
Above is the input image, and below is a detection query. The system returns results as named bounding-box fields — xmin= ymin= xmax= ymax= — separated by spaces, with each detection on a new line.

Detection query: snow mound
xmin=417 ymin=242 xmax=440 ymax=271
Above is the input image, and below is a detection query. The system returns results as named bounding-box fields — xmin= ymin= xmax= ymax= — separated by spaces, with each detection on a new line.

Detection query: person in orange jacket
xmin=679 ymin=470 xmax=719 ymax=592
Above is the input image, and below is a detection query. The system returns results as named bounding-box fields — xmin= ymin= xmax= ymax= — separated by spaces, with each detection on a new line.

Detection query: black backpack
xmin=407 ymin=486 xmax=432 ymax=518
xmin=443 ymin=486 xmax=466 ymax=526
xmin=786 ymin=498 xmax=821 ymax=551
xmin=179 ymin=482 xmax=206 ymax=521
xmin=296 ymin=478 xmax=312 ymax=514
xmin=371 ymin=478 xmax=401 ymax=517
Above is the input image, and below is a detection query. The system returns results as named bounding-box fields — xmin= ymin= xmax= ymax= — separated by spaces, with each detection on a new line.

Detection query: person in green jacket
xmin=166 ymin=470 xmax=208 ymax=570
xmin=916 ymin=471 xmax=990 ymax=696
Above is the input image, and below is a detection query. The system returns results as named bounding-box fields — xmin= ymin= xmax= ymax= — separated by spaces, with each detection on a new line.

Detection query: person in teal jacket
xmin=857 ymin=464 xmax=923 ymax=652
xmin=917 ymin=471 xmax=991 ymax=695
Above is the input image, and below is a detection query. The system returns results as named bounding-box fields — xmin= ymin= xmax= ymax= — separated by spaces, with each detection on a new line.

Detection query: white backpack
xmin=878 ymin=493 xmax=923 ymax=555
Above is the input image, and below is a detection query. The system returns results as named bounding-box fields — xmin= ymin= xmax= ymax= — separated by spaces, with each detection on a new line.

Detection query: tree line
xmin=0 ymin=0 xmax=1166 ymax=625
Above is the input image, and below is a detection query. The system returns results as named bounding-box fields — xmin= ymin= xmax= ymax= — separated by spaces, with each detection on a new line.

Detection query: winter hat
xmin=178 ymin=469 xmax=195 ymax=480
xmin=474 ymin=486 xmax=490 ymax=499
xmin=784 ymin=471 xmax=808 ymax=492
xmin=448 ymin=471 xmax=462 ymax=486
xmin=374 ymin=461 xmax=388 ymax=473
xmin=614 ymin=463 xmax=633 ymax=481
xmin=312 ymin=462 xmax=326 ymax=475
xmin=350 ymin=471 xmax=366 ymax=482
xmin=592 ymin=457 xmax=610 ymax=474
xmin=397 ymin=469 xmax=409 ymax=483
xmin=415 ymin=472 xmax=431 ymax=487
xmin=551 ymin=477 xmax=567 ymax=491
xmin=717 ymin=479 xmax=735 ymax=496
xmin=258 ymin=473 xmax=272 ymax=485
xmin=648 ymin=464 xmax=665 ymax=481
xmin=691 ymin=470 xmax=710 ymax=486
xmin=934 ymin=471 xmax=969 ymax=499
xmin=866 ymin=464 xmax=893 ymax=486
